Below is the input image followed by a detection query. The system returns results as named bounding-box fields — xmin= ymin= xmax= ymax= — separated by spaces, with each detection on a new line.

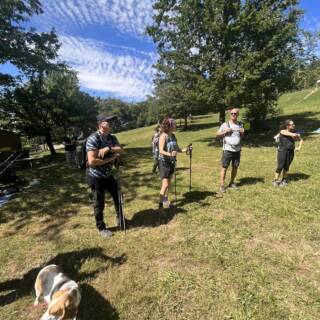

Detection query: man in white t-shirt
xmin=216 ymin=108 xmax=244 ymax=193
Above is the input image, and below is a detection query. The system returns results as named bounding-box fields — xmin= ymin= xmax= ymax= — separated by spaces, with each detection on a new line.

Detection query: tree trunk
xmin=44 ymin=129 xmax=56 ymax=155
xmin=184 ymin=113 xmax=188 ymax=130
xmin=219 ymin=109 xmax=225 ymax=125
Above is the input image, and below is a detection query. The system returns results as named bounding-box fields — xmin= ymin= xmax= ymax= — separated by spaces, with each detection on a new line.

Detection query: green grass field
xmin=1 ymin=88 xmax=320 ymax=319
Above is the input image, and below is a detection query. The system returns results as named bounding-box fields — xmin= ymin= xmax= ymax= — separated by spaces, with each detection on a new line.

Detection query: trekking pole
xmin=174 ymin=165 xmax=177 ymax=203
xmin=115 ymin=155 xmax=126 ymax=233
xmin=186 ymin=144 xmax=193 ymax=191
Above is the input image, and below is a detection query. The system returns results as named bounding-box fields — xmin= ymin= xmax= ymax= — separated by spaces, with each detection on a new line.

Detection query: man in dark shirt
xmin=63 ymin=136 xmax=77 ymax=165
xmin=86 ymin=115 xmax=125 ymax=237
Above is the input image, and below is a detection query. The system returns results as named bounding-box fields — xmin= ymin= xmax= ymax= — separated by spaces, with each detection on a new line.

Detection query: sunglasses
xmin=231 ymin=113 xmax=238 ymax=116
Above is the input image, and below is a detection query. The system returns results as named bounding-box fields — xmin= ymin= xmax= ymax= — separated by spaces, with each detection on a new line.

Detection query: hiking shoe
xmin=98 ymin=229 xmax=113 ymax=238
xmin=220 ymin=185 xmax=226 ymax=193
xmin=164 ymin=199 xmax=174 ymax=208
xmin=228 ymin=182 xmax=238 ymax=189
xmin=280 ymin=179 xmax=288 ymax=187
xmin=272 ymin=180 xmax=280 ymax=187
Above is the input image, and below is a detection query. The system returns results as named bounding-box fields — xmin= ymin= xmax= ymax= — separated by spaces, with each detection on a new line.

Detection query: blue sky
xmin=1 ymin=0 xmax=320 ymax=102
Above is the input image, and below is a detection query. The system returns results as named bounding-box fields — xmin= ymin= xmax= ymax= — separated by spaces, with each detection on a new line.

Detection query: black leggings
xmin=87 ymin=175 xmax=119 ymax=230
xmin=276 ymin=149 xmax=294 ymax=173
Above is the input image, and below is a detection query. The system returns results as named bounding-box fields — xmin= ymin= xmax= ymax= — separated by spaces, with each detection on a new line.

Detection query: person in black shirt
xmin=63 ymin=136 xmax=77 ymax=165
xmin=273 ymin=119 xmax=303 ymax=186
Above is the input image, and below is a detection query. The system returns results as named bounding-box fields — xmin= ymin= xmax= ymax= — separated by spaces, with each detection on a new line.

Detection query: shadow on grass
xmin=177 ymin=190 xmax=216 ymax=207
xmin=79 ymin=284 xmax=119 ymax=320
xmin=0 ymin=247 xmax=126 ymax=307
xmin=195 ymin=134 xmax=222 ymax=148
xmin=116 ymin=207 xmax=187 ymax=230
xmin=0 ymin=163 xmax=91 ymax=225
xmin=288 ymin=173 xmax=310 ymax=181
xmin=238 ymin=177 xmax=265 ymax=185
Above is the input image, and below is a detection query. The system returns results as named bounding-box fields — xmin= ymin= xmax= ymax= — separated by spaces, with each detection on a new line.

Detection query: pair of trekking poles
xmin=173 ymin=143 xmax=193 ymax=203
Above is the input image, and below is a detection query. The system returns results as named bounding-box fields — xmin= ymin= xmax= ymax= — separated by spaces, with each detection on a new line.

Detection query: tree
xmin=0 ymin=0 xmax=60 ymax=89
xmin=2 ymin=69 xmax=97 ymax=155
xmin=148 ymin=0 xmax=303 ymax=128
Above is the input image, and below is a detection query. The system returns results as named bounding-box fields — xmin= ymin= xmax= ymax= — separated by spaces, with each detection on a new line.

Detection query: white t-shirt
xmin=218 ymin=121 xmax=243 ymax=152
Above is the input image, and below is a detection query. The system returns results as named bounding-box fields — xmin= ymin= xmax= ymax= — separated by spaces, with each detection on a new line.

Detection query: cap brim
xmin=97 ymin=115 xmax=117 ymax=122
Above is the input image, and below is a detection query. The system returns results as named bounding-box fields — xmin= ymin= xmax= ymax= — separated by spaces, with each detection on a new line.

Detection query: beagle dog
xmin=34 ymin=264 xmax=81 ymax=320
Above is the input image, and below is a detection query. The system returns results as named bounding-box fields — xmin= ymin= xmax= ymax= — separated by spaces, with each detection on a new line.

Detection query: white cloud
xmin=58 ymin=35 xmax=156 ymax=100
xmin=34 ymin=0 xmax=154 ymax=37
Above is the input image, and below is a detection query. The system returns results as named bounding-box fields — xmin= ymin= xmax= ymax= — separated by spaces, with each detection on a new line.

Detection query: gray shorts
xmin=159 ymin=160 xmax=175 ymax=179
xmin=221 ymin=150 xmax=241 ymax=168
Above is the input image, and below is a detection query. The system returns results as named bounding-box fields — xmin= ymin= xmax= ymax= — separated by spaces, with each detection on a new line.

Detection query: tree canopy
xmin=148 ymin=0 xmax=304 ymax=128
xmin=0 ymin=0 xmax=60 ymax=89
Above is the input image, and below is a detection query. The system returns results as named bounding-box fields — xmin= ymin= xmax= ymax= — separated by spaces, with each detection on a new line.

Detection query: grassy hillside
xmin=0 ymin=88 xmax=320 ymax=319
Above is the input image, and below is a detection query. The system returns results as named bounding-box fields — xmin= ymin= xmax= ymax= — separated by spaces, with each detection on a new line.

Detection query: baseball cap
xmin=97 ymin=114 xmax=117 ymax=122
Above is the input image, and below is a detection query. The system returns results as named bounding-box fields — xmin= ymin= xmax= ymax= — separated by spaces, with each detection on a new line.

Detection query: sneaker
xmin=280 ymin=179 xmax=288 ymax=187
xmin=98 ymin=229 xmax=113 ymax=238
xmin=220 ymin=185 xmax=226 ymax=193
xmin=228 ymin=182 xmax=238 ymax=189
xmin=272 ymin=180 xmax=280 ymax=187
xmin=164 ymin=199 xmax=174 ymax=208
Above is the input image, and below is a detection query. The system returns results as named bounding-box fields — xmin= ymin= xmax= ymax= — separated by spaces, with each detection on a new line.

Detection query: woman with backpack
xmin=273 ymin=119 xmax=303 ymax=186
xmin=151 ymin=124 xmax=161 ymax=173
xmin=158 ymin=117 xmax=186 ymax=211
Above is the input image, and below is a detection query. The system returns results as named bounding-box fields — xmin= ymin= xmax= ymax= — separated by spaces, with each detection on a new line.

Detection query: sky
xmin=1 ymin=0 xmax=320 ymax=102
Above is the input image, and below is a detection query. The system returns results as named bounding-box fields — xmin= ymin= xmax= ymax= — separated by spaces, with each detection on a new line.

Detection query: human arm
xmin=295 ymin=137 xmax=304 ymax=151
xmin=97 ymin=136 xmax=124 ymax=158
xmin=280 ymin=130 xmax=300 ymax=139
xmin=216 ymin=123 xmax=232 ymax=138
xmin=87 ymin=149 xmax=119 ymax=166
xmin=98 ymin=144 xmax=124 ymax=158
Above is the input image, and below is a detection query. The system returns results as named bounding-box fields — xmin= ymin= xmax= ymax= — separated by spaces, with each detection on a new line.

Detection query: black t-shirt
xmin=63 ymin=137 xmax=76 ymax=152
xmin=279 ymin=134 xmax=295 ymax=150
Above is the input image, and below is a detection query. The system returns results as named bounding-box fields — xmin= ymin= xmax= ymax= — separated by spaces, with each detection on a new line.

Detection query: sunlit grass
xmin=0 ymin=89 xmax=320 ymax=319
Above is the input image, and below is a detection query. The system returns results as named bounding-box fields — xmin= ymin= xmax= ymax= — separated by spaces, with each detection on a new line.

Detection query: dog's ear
xmin=48 ymin=298 xmax=65 ymax=318
xmin=63 ymin=295 xmax=78 ymax=319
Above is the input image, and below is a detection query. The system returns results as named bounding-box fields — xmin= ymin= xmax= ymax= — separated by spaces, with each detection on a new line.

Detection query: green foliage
xmin=294 ymin=58 xmax=320 ymax=90
xmin=148 ymin=0 xmax=303 ymax=128
xmin=1 ymin=69 xmax=97 ymax=154
xmin=0 ymin=0 xmax=60 ymax=88
xmin=96 ymin=97 xmax=159 ymax=131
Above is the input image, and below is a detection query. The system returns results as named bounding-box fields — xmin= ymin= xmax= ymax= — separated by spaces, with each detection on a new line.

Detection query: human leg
xmin=220 ymin=151 xmax=232 ymax=191
xmin=274 ymin=149 xmax=286 ymax=185
xmin=91 ymin=178 xmax=107 ymax=230
xmin=229 ymin=151 xmax=240 ymax=187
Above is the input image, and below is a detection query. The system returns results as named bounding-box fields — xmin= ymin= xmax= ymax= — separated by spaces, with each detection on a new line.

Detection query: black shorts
xmin=221 ymin=150 xmax=241 ymax=168
xmin=159 ymin=160 xmax=175 ymax=179
xmin=276 ymin=149 xmax=294 ymax=173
